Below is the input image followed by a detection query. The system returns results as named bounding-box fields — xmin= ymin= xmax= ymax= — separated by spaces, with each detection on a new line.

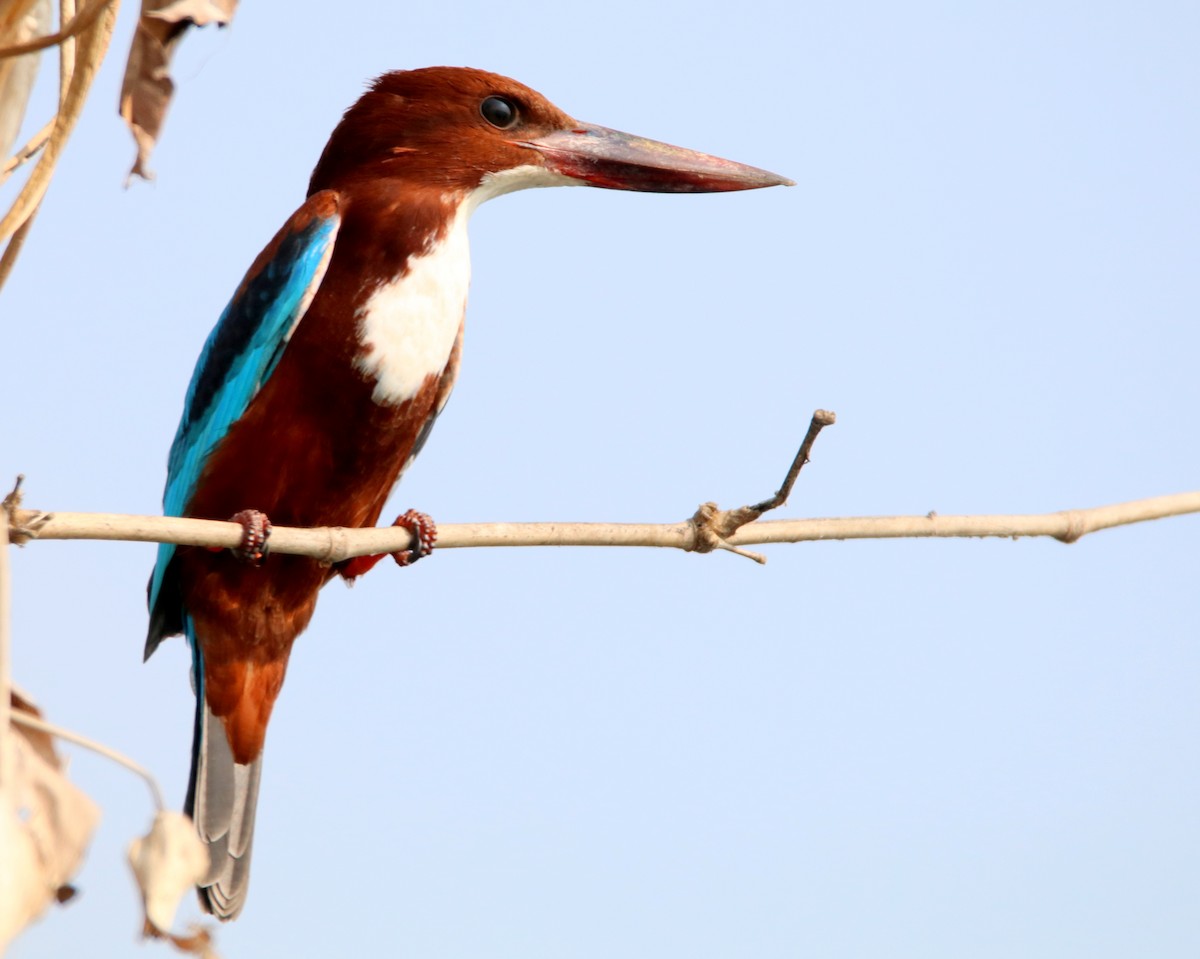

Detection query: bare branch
xmin=6 ymin=492 xmax=1198 ymax=562
xmin=689 ymin=409 xmax=838 ymax=563
xmin=751 ymin=409 xmax=837 ymax=514
xmin=722 ymin=492 xmax=1200 ymax=545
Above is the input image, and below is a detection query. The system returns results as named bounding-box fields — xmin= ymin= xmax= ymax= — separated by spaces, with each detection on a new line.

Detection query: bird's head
xmin=308 ymin=66 xmax=792 ymax=204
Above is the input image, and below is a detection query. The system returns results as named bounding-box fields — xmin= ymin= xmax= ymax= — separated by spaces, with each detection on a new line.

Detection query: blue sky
xmin=4 ymin=2 xmax=1199 ymax=956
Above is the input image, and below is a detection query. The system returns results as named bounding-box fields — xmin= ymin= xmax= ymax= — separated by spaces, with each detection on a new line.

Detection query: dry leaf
xmin=0 ymin=692 xmax=100 ymax=952
xmin=0 ymin=0 xmax=51 ymax=160
xmin=118 ymin=0 xmax=238 ymax=180
xmin=147 ymin=0 xmax=236 ymax=27
xmin=128 ymin=810 xmax=209 ymax=933
xmin=128 ymin=811 xmax=217 ymax=957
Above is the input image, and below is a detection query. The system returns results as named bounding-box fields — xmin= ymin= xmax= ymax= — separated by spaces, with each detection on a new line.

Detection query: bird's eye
xmin=480 ymin=96 xmax=517 ymax=129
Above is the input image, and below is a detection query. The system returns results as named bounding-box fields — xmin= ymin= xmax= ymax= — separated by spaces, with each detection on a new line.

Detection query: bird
xmin=145 ymin=65 xmax=791 ymax=920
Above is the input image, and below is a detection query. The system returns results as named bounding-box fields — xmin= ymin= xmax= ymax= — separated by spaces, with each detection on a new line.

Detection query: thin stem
xmin=751 ymin=409 xmax=837 ymax=514
xmin=9 ymin=710 xmax=165 ymax=811
xmin=0 ymin=117 xmax=54 ymax=182
xmin=6 ymin=491 xmax=1199 ymax=558
xmin=0 ymin=203 xmax=38 ymax=289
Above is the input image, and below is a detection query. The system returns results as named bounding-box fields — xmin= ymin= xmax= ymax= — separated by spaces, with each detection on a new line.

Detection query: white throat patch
xmin=355 ymin=207 xmax=472 ymax=406
xmin=354 ymin=164 xmax=578 ymax=406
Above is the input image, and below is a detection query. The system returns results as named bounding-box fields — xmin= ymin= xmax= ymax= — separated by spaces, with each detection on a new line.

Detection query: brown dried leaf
xmin=118 ymin=0 xmax=238 ymax=180
xmin=146 ymin=925 xmax=218 ymax=958
xmin=148 ymin=0 xmax=238 ymax=27
xmin=0 ymin=692 xmax=101 ymax=952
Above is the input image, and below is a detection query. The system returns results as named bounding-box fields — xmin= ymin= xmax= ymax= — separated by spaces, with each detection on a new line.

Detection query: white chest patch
xmin=355 ymin=209 xmax=472 ymax=406
xmin=354 ymin=165 xmax=577 ymax=406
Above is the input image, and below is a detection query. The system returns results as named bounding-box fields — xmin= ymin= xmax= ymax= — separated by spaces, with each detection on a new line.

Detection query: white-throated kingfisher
xmin=145 ymin=66 xmax=791 ymax=920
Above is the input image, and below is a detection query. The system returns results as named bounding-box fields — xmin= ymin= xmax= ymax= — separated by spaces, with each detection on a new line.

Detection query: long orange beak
xmin=516 ymin=123 xmax=793 ymax=193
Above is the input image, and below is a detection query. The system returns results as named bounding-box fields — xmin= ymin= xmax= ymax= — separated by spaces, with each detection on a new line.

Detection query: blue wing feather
xmin=148 ymin=200 xmax=339 ymax=621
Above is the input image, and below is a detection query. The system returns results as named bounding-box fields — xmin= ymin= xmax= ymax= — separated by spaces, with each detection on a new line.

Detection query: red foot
xmin=229 ymin=509 xmax=271 ymax=565
xmin=392 ymin=508 xmax=437 ymax=567
xmin=339 ymin=509 xmax=436 ymax=580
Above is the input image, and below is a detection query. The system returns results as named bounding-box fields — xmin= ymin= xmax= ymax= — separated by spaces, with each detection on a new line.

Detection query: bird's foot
xmin=228 ymin=509 xmax=271 ymax=565
xmin=391 ymin=509 xmax=437 ymax=567
xmin=339 ymin=509 xmax=437 ymax=579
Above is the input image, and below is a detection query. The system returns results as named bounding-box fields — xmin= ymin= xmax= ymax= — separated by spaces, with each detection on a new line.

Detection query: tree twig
xmin=6 ymin=492 xmax=1197 ymax=562
xmin=6 ymin=412 xmax=1196 ymax=564
xmin=751 ymin=409 xmax=837 ymax=513
xmin=0 ymin=116 xmax=54 ymax=182
xmin=684 ymin=409 xmax=838 ymax=563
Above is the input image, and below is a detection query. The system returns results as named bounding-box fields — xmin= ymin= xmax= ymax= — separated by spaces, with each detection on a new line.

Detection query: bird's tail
xmin=184 ymin=620 xmax=263 ymax=921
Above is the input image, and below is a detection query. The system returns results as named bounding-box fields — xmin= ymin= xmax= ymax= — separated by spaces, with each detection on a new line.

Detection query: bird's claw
xmin=335 ymin=509 xmax=436 ymax=580
xmin=392 ymin=509 xmax=436 ymax=567
xmin=230 ymin=509 xmax=271 ymax=565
